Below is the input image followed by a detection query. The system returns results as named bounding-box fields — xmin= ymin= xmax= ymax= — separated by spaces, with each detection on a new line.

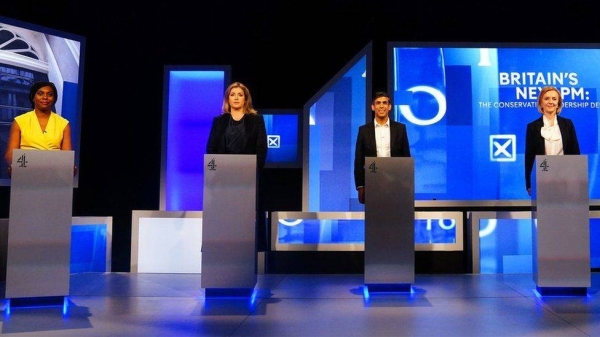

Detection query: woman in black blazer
xmin=205 ymin=82 xmax=268 ymax=250
xmin=206 ymin=82 xmax=267 ymax=169
xmin=525 ymin=86 xmax=580 ymax=195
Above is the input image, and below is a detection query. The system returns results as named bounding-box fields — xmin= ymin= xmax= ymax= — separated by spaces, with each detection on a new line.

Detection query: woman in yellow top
xmin=4 ymin=81 xmax=73 ymax=173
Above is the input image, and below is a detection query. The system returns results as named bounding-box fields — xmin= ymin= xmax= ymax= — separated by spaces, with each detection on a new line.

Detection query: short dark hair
xmin=372 ymin=91 xmax=390 ymax=104
xmin=29 ymin=81 xmax=58 ymax=109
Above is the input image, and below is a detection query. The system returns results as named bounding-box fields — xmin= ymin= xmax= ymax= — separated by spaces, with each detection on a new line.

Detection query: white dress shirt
xmin=541 ymin=115 xmax=563 ymax=156
xmin=375 ymin=118 xmax=391 ymax=157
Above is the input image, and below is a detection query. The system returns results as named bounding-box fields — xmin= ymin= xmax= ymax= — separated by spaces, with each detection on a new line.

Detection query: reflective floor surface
xmin=1 ymin=272 xmax=599 ymax=336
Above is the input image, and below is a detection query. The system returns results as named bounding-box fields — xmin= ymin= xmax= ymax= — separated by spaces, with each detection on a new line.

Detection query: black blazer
xmin=525 ymin=115 xmax=580 ymax=190
xmin=354 ymin=120 xmax=411 ymax=189
xmin=206 ymin=113 xmax=268 ymax=169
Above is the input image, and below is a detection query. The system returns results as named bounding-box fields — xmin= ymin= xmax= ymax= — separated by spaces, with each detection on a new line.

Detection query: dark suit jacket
xmin=525 ymin=115 xmax=580 ymax=190
xmin=206 ymin=113 xmax=268 ymax=169
xmin=354 ymin=120 xmax=411 ymax=189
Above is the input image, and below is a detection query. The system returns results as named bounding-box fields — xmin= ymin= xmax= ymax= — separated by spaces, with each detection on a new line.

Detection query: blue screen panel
xmin=277 ymin=218 xmax=457 ymax=245
xmin=479 ymin=219 xmax=533 ymax=274
xmin=390 ymin=44 xmax=600 ymax=201
xmin=479 ymin=218 xmax=599 ymax=273
xmin=592 ymin=218 xmax=600 ymax=269
xmin=415 ymin=219 xmax=457 ymax=244
xmin=307 ymin=53 xmax=368 ymax=211
xmin=70 ymin=224 xmax=107 ymax=273
xmin=162 ymin=67 xmax=229 ymax=211
xmin=262 ymin=111 xmax=300 ymax=168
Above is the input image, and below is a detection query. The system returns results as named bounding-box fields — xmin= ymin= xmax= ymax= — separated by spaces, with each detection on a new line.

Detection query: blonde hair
xmin=537 ymin=86 xmax=563 ymax=114
xmin=221 ymin=82 xmax=257 ymax=114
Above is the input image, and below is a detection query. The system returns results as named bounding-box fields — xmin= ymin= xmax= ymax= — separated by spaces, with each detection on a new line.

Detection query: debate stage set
xmin=1 ymin=154 xmax=599 ymax=335
xmin=2 ymin=11 xmax=600 ymax=337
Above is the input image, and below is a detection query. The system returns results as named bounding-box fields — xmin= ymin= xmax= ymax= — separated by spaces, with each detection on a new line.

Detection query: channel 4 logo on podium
xmin=17 ymin=154 xmax=28 ymax=168
xmin=268 ymin=135 xmax=280 ymax=148
xmin=489 ymin=134 xmax=516 ymax=162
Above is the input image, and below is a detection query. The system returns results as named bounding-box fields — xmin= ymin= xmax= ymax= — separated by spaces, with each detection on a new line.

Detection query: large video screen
xmin=0 ymin=16 xmax=85 ymax=186
xmin=389 ymin=43 xmax=600 ymax=200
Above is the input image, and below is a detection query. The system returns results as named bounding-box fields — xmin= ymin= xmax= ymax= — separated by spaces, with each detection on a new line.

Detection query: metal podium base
xmin=204 ymin=288 xmax=255 ymax=298
xmin=366 ymin=284 xmax=412 ymax=294
xmin=7 ymin=296 xmax=67 ymax=311
xmin=536 ymin=287 xmax=587 ymax=297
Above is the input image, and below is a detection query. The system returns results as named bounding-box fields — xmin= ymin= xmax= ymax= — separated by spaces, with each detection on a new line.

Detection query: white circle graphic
xmin=398 ymin=86 xmax=447 ymax=126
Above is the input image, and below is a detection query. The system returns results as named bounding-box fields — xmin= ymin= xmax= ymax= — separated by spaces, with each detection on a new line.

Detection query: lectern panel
xmin=533 ymin=155 xmax=590 ymax=289
xmin=202 ymin=154 xmax=257 ymax=290
xmin=6 ymin=149 xmax=74 ymax=298
xmin=364 ymin=157 xmax=415 ymax=285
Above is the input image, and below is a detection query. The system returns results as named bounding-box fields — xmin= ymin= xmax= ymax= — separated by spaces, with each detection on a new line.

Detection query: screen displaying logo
xmin=267 ymin=135 xmax=280 ymax=148
xmin=262 ymin=113 xmax=300 ymax=167
xmin=391 ymin=45 xmax=600 ymax=200
xmin=489 ymin=134 xmax=516 ymax=162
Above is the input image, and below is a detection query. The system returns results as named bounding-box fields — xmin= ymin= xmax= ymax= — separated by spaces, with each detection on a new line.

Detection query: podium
xmin=5 ymin=149 xmax=74 ymax=303
xmin=201 ymin=154 xmax=257 ymax=297
xmin=532 ymin=155 xmax=590 ymax=296
xmin=364 ymin=157 xmax=414 ymax=292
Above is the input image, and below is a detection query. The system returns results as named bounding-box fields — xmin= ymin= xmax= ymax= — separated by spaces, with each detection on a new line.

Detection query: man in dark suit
xmin=354 ymin=91 xmax=411 ymax=204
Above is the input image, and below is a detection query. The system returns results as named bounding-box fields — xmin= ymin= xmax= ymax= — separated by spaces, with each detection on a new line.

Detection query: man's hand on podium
xmin=358 ymin=187 xmax=365 ymax=204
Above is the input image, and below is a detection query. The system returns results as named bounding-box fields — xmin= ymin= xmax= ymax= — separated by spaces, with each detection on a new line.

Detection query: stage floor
xmin=1 ymin=272 xmax=599 ymax=336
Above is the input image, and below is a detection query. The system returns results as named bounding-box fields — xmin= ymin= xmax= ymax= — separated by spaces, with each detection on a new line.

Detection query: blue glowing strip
xmin=63 ymin=297 xmax=68 ymax=315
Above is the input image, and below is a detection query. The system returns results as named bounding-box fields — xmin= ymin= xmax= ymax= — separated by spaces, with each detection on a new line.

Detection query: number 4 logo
xmin=17 ymin=154 xmax=27 ymax=168
xmin=368 ymin=161 xmax=377 ymax=173
xmin=207 ymin=158 xmax=217 ymax=171
xmin=539 ymin=159 xmax=549 ymax=171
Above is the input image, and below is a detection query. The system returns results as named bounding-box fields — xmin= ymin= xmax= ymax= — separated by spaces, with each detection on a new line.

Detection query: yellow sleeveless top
xmin=15 ymin=110 xmax=69 ymax=150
